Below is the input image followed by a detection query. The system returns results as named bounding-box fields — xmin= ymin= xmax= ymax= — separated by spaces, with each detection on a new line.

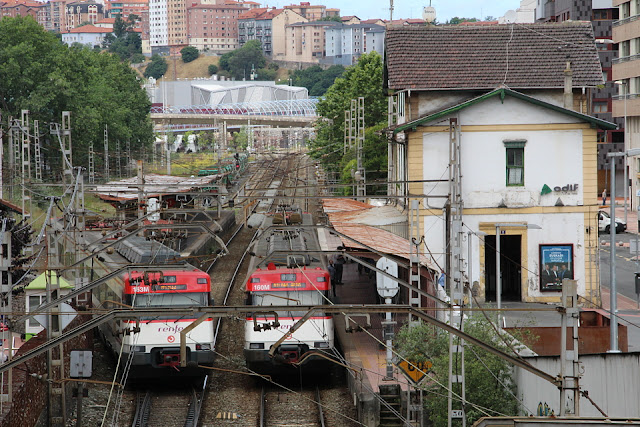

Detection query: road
xmin=599 ymin=218 xmax=640 ymax=351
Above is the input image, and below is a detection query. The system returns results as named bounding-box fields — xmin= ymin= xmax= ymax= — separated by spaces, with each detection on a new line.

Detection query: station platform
xmin=333 ymin=261 xmax=417 ymax=392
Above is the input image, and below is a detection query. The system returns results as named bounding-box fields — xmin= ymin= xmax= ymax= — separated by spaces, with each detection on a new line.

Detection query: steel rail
xmin=259 ymin=386 xmax=266 ymax=427
xmin=131 ymin=390 xmax=152 ymax=427
xmin=316 ymin=386 xmax=326 ymax=427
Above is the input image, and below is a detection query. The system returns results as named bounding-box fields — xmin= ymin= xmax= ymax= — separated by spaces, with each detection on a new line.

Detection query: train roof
xmin=116 ymin=236 xmax=182 ymax=264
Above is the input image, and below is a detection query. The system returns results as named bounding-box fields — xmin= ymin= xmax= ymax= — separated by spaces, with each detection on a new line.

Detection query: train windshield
xmin=131 ymin=292 xmax=208 ymax=308
xmin=252 ymin=291 xmax=325 ymax=317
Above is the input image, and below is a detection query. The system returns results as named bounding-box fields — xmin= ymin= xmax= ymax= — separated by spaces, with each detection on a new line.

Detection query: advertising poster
xmin=539 ymin=244 xmax=573 ymax=291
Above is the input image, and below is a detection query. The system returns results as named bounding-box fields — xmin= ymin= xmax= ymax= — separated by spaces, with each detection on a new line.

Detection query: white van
xmin=598 ymin=210 xmax=626 ymax=233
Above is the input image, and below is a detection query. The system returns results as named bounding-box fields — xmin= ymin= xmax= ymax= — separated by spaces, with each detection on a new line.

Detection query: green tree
xmin=181 ymin=45 xmax=199 ymax=63
xmin=208 ymin=64 xmax=218 ymax=75
xmin=320 ymin=15 xmax=341 ymax=23
xmin=289 ymin=64 xmax=345 ymax=96
xmin=448 ymin=16 xmax=478 ymax=24
xmin=0 ymin=16 xmax=153 ymax=178
xmin=103 ymin=15 xmax=142 ymax=61
xmin=232 ymin=126 xmax=249 ymax=150
xmin=310 ymin=51 xmax=386 ymax=172
xmin=227 ymin=40 xmax=266 ymax=80
xmin=144 ymin=54 xmax=168 ymax=79
xmin=395 ymin=316 xmax=524 ymax=425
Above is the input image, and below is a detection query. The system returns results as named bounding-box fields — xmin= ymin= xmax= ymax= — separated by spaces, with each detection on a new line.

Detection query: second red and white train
xmin=243 ymin=207 xmax=336 ymax=372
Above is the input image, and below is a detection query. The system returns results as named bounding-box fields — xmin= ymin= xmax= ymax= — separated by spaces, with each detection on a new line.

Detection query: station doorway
xmin=484 ymin=235 xmax=522 ymax=302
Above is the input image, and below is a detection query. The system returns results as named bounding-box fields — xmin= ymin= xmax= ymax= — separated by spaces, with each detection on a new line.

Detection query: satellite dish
xmin=504 ymin=9 xmax=517 ymax=24
xmin=422 ymin=6 xmax=436 ymax=23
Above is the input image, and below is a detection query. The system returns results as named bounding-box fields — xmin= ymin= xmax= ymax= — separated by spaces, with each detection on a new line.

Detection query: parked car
xmin=598 ymin=210 xmax=626 ymax=233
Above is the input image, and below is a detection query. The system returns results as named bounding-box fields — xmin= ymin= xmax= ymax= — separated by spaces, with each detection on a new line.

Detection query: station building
xmin=384 ymin=22 xmax=616 ymax=305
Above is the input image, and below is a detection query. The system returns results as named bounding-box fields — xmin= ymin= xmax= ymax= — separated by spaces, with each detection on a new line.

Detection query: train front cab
xmin=243 ymin=264 xmax=335 ymax=373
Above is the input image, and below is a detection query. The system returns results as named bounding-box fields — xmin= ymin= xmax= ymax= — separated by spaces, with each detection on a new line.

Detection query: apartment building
xmin=324 ymin=23 xmax=384 ymax=65
xmin=285 ymin=20 xmax=338 ymax=63
xmin=65 ymin=1 xmax=105 ymax=31
xmin=238 ymin=8 xmax=307 ymax=57
xmin=187 ymin=2 xmax=247 ymax=52
xmin=613 ymin=0 xmax=640 ymax=203
xmin=105 ymin=0 xmax=148 ymax=19
xmin=0 ymin=0 xmax=42 ymax=20
xmin=536 ymin=0 xmax=623 ymax=195
xmin=283 ymin=2 xmax=339 ymax=21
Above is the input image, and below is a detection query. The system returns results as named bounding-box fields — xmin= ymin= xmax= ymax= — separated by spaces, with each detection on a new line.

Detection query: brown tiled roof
xmin=385 ymin=22 xmax=604 ymax=90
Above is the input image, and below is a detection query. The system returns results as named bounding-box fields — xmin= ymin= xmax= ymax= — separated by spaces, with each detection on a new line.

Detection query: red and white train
xmin=243 ymin=207 xmax=335 ymax=372
xmin=95 ymin=265 xmax=215 ymax=377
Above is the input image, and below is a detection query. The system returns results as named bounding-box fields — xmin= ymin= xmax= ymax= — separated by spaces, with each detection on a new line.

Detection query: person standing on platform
xmin=602 ymin=189 xmax=607 ymax=206
xmin=333 ymin=254 xmax=345 ymax=285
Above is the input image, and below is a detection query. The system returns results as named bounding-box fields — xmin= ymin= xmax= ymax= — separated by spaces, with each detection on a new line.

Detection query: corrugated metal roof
xmin=321 ymin=198 xmax=371 ymax=213
xmin=329 ymin=205 xmax=406 ymax=227
xmin=332 ymin=223 xmax=434 ymax=269
xmin=95 ymin=174 xmax=224 ymax=202
xmin=0 ymin=198 xmax=23 ymax=214
xmin=322 ymin=198 xmax=433 ymax=270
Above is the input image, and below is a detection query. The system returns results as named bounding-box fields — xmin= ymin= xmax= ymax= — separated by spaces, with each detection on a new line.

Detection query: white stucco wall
xmin=417 ymin=94 xmax=593 ymax=301
xmin=423 ymin=212 xmax=588 ymax=299
xmin=422 ymin=96 xmax=585 ymax=210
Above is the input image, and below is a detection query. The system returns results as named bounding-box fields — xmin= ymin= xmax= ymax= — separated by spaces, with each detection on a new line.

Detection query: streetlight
xmin=606 ymin=147 xmax=640 ymax=352
xmin=615 ymin=80 xmax=629 ymax=224
xmin=495 ymin=222 xmax=541 ymax=328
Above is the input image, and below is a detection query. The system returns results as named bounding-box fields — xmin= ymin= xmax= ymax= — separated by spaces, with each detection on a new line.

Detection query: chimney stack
xmin=564 ymin=61 xmax=573 ymax=110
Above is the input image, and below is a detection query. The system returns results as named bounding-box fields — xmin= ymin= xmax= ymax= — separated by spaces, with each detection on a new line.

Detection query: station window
xmin=504 ymin=140 xmax=526 ymax=186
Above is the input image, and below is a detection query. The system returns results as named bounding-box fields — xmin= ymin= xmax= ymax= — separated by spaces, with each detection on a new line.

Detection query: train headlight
xmin=249 ymin=343 xmax=265 ymax=349
xmin=196 ymin=344 xmax=212 ymax=351
xmin=314 ymin=342 xmax=329 ymax=349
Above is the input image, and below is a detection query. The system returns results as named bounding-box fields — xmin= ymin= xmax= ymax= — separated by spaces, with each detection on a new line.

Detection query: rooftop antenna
xmin=423 ymin=1 xmax=436 ymax=24
xmin=390 ymin=0 xmax=393 ymax=21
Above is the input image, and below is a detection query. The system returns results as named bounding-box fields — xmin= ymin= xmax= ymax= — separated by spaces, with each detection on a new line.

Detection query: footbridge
xmin=151 ymin=99 xmax=320 ymax=131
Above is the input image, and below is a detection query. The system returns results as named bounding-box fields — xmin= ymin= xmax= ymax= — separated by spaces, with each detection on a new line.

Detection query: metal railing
xmin=613 ymin=14 xmax=640 ymax=27
xmin=151 ymin=99 xmax=320 ymax=117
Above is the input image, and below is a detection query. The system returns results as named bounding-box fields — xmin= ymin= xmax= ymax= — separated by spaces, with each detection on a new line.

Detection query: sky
xmin=265 ymin=0 xmax=525 ymax=22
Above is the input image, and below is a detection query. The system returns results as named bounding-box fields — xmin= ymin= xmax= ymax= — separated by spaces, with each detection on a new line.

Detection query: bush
xmin=208 ymin=64 xmax=218 ymax=75
xmin=181 ymin=46 xmax=199 ymax=63
xmin=130 ymin=53 xmax=146 ymax=64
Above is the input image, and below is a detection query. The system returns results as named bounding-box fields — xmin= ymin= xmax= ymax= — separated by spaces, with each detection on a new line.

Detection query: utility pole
xmin=34 ymin=120 xmax=42 ymax=183
xmin=560 ymin=279 xmax=580 ymax=416
xmin=61 ymin=112 xmax=73 ymax=194
xmin=343 ymin=109 xmax=351 ymax=154
xmin=104 ymin=124 xmax=110 ymax=181
xmin=355 ymin=97 xmax=366 ymax=201
xmin=115 ymin=141 xmax=122 ymax=179
xmin=88 ymin=143 xmax=95 ymax=185
xmin=9 ymin=117 xmax=18 ymax=199
xmin=20 ymin=110 xmax=31 ymax=221
xmin=408 ymin=198 xmax=424 ymax=425
xmin=45 ymin=197 xmax=66 ymax=427
xmin=126 ymin=140 xmax=132 ymax=176
xmin=0 ymin=226 xmax=13 ymax=405
xmin=0 ymin=110 xmax=3 ymax=199
xmin=387 ymin=96 xmax=398 ymax=201
xmin=448 ymin=117 xmax=466 ymax=427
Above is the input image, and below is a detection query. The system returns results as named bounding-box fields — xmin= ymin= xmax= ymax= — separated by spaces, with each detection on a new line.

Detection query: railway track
xmin=130 ymin=379 xmax=207 ymax=427
xmin=260 ymin=385 xmax=326 ymax=427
